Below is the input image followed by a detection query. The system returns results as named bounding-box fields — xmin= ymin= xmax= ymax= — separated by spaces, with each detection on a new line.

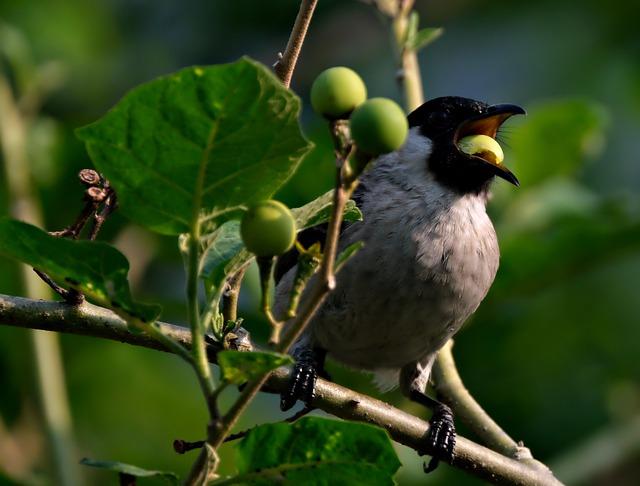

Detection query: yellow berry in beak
xmin=457 ymin=134 xmax=504 ymax=165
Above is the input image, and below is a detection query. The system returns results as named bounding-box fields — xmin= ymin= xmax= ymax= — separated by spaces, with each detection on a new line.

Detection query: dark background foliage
xmin=0 ymin=0 xmax=639 ymax=484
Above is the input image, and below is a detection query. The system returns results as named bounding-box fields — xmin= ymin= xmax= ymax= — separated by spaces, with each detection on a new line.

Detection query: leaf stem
xmin=186 ymin=231 xmax=216 ymax=410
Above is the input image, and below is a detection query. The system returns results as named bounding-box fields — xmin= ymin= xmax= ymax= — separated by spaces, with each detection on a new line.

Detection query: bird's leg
xmin=400 ymin=359 xmax=456 ymax=473
xmin=280 ymin=344 xmax=327 ymax=411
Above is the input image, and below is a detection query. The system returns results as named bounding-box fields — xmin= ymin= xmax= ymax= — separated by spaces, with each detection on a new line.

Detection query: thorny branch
xmin=0 ymin=294 xmax=562 ymax=486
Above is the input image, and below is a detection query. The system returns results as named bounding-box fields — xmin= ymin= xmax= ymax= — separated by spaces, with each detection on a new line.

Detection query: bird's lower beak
xmin=455 ymin=104 xmax=526 ymax=186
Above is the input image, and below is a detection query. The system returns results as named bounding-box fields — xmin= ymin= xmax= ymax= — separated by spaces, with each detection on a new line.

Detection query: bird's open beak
xmin=454 ymin=104 xmax=526 ymax=186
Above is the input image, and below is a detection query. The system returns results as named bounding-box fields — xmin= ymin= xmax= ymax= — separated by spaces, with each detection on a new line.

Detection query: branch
xmin=0 ymin=294 xmax=562 ymax=486
xmin=273 ymin=0 xmax=318 ymax=87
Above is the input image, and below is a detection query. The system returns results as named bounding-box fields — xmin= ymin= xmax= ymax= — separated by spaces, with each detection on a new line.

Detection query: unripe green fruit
xmin=241 ymin=200 xmax=296 ymax=257
xmin=311 ymin=67 xmax=367 ymax=119
xmin=457 ymin=134 xmax=504 ymax=165
xmin=350 ymin=98 xmax=408 ymax=155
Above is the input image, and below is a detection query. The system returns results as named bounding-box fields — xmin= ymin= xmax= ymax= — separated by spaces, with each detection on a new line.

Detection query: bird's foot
xmin=420 ymin=403 xmax=456 ymax=473
xmin=280 ymin=352 xmax=318 ymax=411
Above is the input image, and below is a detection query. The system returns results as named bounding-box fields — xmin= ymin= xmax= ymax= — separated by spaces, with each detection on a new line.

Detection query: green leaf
xmin=508 ymin=100 xmax=608 ymax=187
xmin=403 ymin=11 xmax=420 ymax=49
xmin=0 ymin=219 xmax=160 ymax=322
xmin=408 ymin=27 xmax=443 ymax=51
xmin=76 ymin=57 xmax=313 ymax=236
xmin=80 ymin=458 xmax=178 ymax=484
xmin=230 ymin=417 xmax=400 ymax=485
xmin=218 ymin=350 xmax=293 ymax=384
xmin=200 ymin=191 xmax=362 ymax=287
xmin=294 ymin=191 xmax=362 ymax=229
xmin=335 ymin=241 xmax=364 ymax=273
xmin=200 ymin=220 xmax=249 ymax=289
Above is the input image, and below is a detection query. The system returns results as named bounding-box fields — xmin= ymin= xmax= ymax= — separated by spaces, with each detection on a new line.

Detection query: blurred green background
xmin=1 ymin=0 xmax=639 ymax=484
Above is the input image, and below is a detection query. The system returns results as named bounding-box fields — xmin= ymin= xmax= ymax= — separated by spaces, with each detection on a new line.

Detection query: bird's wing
xmin=274 ymin=182 xmax=368 ymax=283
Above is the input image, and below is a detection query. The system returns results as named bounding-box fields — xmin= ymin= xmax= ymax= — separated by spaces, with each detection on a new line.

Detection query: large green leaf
xmin=80 ymin=458 xmax=178 ymax=484
xmin=0 ymin=219 xmax=159 ymax=322
xmin=227 ymin=417 xmax=400 ymax=485
xmin=76 ymin=57 xmax=313 ymax=235
xmin=200 ymin=191 xmax=362 ymax=287
xmin=217 ymin=350 xmax=293 ymax=384
xmin=507 ymin=99 xmax=608 ymax=187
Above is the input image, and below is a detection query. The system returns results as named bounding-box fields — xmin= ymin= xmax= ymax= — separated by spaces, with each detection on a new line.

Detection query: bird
xmin=274 ymin=96 xmax=525 ymax=471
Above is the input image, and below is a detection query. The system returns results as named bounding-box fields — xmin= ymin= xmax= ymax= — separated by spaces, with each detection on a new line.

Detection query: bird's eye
xmin=429 ymin=111 xmax=450 ymax=128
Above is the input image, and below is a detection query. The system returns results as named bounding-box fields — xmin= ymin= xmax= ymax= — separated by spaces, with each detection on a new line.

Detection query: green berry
xmin=310 ymin=67 xmax=367 ymax=119
xmin=350 ymin=98 xmax=408 ymax=155
xmin=241 ymin=200 xmax=296 ymax=257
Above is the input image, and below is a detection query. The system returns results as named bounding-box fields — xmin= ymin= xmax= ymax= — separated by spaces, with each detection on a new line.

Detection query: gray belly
xmin=309 ymin=201 xmax=499 ymax=370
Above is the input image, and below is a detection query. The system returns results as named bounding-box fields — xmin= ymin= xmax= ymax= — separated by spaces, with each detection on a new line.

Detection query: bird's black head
xmin=408 ymin=96 xmax=525 ymax=194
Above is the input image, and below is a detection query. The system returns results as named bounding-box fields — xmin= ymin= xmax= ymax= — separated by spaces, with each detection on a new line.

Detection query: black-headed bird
xmin=275 ymin=97 xmax=525 ymax=471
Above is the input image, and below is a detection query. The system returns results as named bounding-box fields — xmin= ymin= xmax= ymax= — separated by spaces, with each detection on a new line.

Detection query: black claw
xmin=280 ymin=353 xmax=318 ymax=411
xmin=420 ymin=404 xmax=456 ymax=473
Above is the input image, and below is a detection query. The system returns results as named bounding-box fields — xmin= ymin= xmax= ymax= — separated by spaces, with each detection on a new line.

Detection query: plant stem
xmin=390 ymin=0 xmax=424 ymax=112
xmin=273 ymin=0 xmax=319 ymax=88
xmin=0 ymin=74 xmax=80 ymax=485
xmin=222 ymin=267 xmax=247 ymax=323
xmin=186 ymin=231 xmax=216 ymax=412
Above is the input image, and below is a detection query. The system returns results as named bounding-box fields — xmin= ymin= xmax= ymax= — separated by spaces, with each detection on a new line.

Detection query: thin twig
xmin=0 ymin=294 xmax=562 ymax=485
xmin=222 ymin=266 xmax=247 ymax=323
xmin=87 ymin=191 xmax=117 ymax=241
xmin=223 ymin=405 xmax=315 ymax=444
xmin=174 ymin=439 xmax=206 ymax=454
xmin=34 ymin=170 xmax=116 ymax=304
xmin=32 ymin=269 xmax=84 ymax=305
xmin=273 ymin=0 xmax=319 ymax=88
xmin=374 ymin=0 xmax=424 ymax=112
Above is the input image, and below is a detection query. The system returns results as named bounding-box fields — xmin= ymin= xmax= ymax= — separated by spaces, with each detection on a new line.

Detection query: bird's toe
xmin=421 ymin=403 xmax=456 ymax=473
xmin=280 ymin=359 xmax=318 ymax=411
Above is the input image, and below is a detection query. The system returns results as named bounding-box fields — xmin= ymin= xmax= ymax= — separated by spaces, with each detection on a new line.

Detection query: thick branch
xmin=273 ymin=0 xmax=318 ymax=87
xmin=0 ymin=294 xmax=561 ymax=486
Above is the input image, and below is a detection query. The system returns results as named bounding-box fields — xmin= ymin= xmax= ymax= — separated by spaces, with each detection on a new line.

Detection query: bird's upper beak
xmin=454 ymin=104 xmax=526 ymax=186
